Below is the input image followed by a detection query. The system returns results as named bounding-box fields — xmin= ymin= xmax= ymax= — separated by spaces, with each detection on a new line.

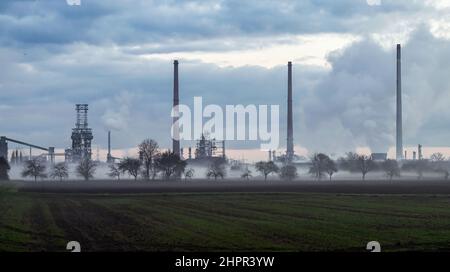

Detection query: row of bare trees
xmin=250 ymin=161 xmax=298 ymax=181
xmin=20 ymin=157 xmax=97 ymax=182
xmin=107 ymin=139 xmax=192 ymax=181
xmin=248 ymin=152 xmax=450 ymax=182
xmin=312 ymin=152 xmax=450 ymax=181
xmin=10 ymin=140 xmax=450 ymax=182
xmin=19 ymin=138 xmax=188 ymax=182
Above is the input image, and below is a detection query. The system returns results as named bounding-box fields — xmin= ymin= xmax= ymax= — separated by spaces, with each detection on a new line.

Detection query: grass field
xmin=2 ymin=184 xmax=450 ymax=252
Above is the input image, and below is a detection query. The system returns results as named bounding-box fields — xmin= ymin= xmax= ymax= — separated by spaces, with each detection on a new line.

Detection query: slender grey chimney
xmin=108 ymin=131 xmax=111 ymax=154
xmin=107 ymin=130 xmax=112 ymax=163
xmin=173 ymin=60 xmax=180 ymax=156
xmin=396 ymin=44 xmax=403 ymax=160
xmin=286 ymin=61 xmax=294 ymax=163
xmin=222 ymin=140 xmax=226 ymax=159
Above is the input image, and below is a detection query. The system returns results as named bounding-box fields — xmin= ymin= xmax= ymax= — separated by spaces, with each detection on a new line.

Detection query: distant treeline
xmin=1 ymin=139 xmax=449 ymax=182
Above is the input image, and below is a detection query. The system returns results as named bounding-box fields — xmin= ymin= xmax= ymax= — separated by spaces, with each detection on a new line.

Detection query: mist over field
xmin=6 ymin=162 xmax=445 ymax=182
xmin=2 ymin=0 xmax=450 ymax=257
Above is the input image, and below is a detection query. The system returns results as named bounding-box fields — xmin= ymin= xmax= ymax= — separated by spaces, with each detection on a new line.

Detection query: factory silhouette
xmin=0 ymin=44 xmax=442 ymax=181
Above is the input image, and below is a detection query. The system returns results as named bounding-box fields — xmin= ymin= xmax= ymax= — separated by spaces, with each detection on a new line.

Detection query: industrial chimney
xmin=107 ymin=131 xmax=112 ymax=163
xmin=396 ymin=44 xmax=403 ymax=160
xmin=173 ymin=60 xmax=180 ymax=156
xmin=286 ymin=62 xmax=294 ymax=163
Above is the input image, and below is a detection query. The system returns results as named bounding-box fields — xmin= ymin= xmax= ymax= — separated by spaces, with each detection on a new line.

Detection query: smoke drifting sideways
xmin=100 ymin=92 xmax=133 ymax=132
xmin=300 ymin=27 xmax=450 ymax=155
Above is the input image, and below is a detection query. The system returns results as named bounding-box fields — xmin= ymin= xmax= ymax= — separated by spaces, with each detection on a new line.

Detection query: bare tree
xmin=22 ymin=157 xmax=47 ymax=182
xmin=325 ymin=158 xmax=338 ymax=181
xmin=381 ymin=159 xmax=400 ymax=181
xmin=356 ymin=155 xmax=376 ymax=181
xmin=119 ymin=157 xmax=142 ymax=180
xmin=280 ymin=164 xmax=298 ymax=181
xmin=309 ymin=153 xmax=336 ymax=180
xmin=434 ymin=163 xmax=450 ymax=180
xmin=255 ymin=161 xmax=279 ymax=181
xmin=138 ymin=139 xmax=160 ymax=180
xmin=108 ymin=163 xmax=121 ymax=180
xmin=241 ymin=167 xmax=252 ymax=180
xmin=429 ymin=154 xmax=449 ymax=180
xmin=339 ymin=153 xmax=376 ymax=181
xmin=184 ymin=168 xmax=195 ymax=180
xmin=155 ymin=151 xmax=186 ymax=180
xmin=402 ymin=160 xmax=430 ymax=180
xmin=76 ymin=158 xmax=97 ymax=181
xmin=50 ymin=162 xmax=69 ymax=181
xmin=430 ymin=153 xmax=446 ymax=162
xmin=206 ymin=160 xmax=226 ymax=180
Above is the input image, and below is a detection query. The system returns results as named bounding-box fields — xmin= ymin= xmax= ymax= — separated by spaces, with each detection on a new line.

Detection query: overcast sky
xmin=1 ymin=0 xmax=450 ymax=160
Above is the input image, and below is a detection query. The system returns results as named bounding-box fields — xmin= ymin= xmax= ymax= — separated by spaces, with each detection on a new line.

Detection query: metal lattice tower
xmin=70 ymin=104 xmax=93 ymax=162
xmin=76 ymin=104 xmax=89 ymax=129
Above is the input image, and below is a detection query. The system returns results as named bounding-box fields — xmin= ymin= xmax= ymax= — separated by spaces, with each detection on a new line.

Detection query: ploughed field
xmin=2 ymin=180 xmax=450 ymax=252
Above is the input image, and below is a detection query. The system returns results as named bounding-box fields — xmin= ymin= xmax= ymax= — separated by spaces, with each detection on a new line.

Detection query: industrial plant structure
xmin=195 ymin=134 xmax=225 ymax=159
xmin=1 ymin=44 xmax=420 ymax=168
xmin=185 ymin=134 xmax=226 ymax=164
xmin=65 ymin=104 xmax=93 ymax=162
xmin=171 ymin=60 xmax=226 ymax=164
xmin=0 ymin=136 xmax=55 ymax=163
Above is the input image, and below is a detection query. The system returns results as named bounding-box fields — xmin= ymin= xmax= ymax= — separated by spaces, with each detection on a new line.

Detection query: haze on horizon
xmin=1 ymin=0 xmax=450 ymax=162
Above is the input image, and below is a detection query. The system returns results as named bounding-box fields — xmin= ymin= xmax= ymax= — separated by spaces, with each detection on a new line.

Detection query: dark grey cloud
xmin=0 ymin=0 xmax=438 ymax=48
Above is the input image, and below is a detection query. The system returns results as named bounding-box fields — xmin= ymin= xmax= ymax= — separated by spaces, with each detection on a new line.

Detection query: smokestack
xmin=396 ymin=44 xmax=403 ymax=160
xmin=107 ymin=130 xmax=112 ymax=163
xmin=173 ymin=60 xmax=180 ymax=156
xmin=286 ymin=62 xmax=294 ymax=163
xmin=108 ymin=131 xmax=111 ymax=155
xmin=222 ymin=140 xmax=226 ymax=159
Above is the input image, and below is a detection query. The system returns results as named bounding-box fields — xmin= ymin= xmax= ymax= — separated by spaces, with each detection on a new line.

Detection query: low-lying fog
xmin=7 ymin=163 xmax=445 ymax=182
